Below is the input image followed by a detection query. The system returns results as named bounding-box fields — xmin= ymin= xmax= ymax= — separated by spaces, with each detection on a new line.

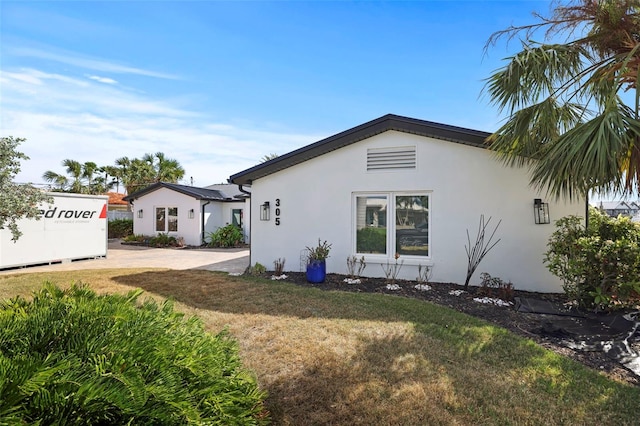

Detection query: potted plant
xmin=305 ymin=239 xmax=332 ymax=283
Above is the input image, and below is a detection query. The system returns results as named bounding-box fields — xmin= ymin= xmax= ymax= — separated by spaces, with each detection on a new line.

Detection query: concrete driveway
xmin=0 ymin=240 xmax=250 ymax=275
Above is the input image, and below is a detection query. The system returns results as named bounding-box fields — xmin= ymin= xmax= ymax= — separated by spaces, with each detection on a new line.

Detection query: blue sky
xmin=1 ymin=1 xmax=550 ymax=189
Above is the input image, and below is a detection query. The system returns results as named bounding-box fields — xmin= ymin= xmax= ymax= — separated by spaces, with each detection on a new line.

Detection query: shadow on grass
xmin=263 ymin=332 xmax=637 ymax=425
xmin=112 ymin=270 xmax=465 ymax=322
xmin=110 ymin=270 xmax=640 ymax=424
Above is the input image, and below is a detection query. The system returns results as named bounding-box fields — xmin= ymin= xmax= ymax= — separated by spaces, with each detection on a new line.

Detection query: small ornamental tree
xmin=0 ymin=137 xmax=52 ymax=241
xmin=545 ymin=208 xmax=640 ymax=311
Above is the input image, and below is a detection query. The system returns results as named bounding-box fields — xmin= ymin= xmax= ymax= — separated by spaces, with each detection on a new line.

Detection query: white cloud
xmin=87 ymin=75 xmax=117 ymax=85
xmin=10 ymin=46 xmax=179 ymax=80
xmin=1 ymin=67 xmax=320 ymax=189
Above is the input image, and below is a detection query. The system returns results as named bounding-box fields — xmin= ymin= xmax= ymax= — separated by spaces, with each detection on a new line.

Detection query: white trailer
xmin=0 ymin=193 xmax=108 ymax=270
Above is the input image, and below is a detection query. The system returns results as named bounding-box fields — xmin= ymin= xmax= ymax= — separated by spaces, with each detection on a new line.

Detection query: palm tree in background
xmin=142 ymin=152 xmax=186 ymax=183
xmin=484 ymin=0 xmax=640 ymax=200
xmin=99 ymin=165 xmax=123 ymax=193
xmin=114 ymin=156 xmax=154 ymax=195
xmin=42 ymin=160 xmax=112 ymax=194
xmin=116 ymin=153 xmax=185 ymax=194
xmin=260 ymin=153 xmax=279 ymax=163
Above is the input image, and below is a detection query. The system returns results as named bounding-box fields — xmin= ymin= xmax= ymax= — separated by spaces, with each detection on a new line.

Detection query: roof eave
xmin=229 ymin=114 xmax=490 ymax=185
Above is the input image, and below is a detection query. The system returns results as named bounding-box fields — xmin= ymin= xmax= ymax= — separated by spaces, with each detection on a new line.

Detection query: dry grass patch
xmin=1 ymin=269 xmax=639 ymax=425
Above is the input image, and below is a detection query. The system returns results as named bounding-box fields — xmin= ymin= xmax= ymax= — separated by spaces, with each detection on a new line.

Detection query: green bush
xmin=246 ymin=263 xmax=266 ymax=276
xmin=123 ymin=234 xmax=147 ymax=243
xmin=108 ymin=218 xmax=134 ymax=239
xmin=208 ymin=224 xmax=244 ymax=248
xmin=545 ymin=208 xmax=640 ymax=311
xmin=356 ymin=227 xmax=386 ymax=253
xmin=149 ymin=233 xmax=181 ymax=247
xmin=0 ymin=283 xmax=268 ymax=425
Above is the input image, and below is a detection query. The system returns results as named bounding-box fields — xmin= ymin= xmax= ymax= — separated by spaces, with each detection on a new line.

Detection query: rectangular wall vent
xmin=367 ymin=146 xmax=416 ymax=171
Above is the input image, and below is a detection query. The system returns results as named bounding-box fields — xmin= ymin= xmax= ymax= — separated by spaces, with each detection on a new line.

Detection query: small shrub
xmin=545 ymin=208 xmax=640 ymax=311
xmin=416 ymin=264 xmax=433 ymax=284
xmin=0 ymin=283 xmax=268 ymax=425
xmin=108 ymin=218 xmax=134 ymax=238
xmin=273 ymin=258 xmax=286 ymax=275
xmin=123 ymin=234 xmax=147 ymax=243
xmin=356 ymin=227 xmax=386 ymax=253
xmin=477 ymin=272 xmax=514 ymax=302
xmin=149 ymin=233 xmax=180 ymax=247
xmin=346 ymin=255 xmax=366 ymax=278
xmin=381 ymin=253 xmax=404 ymax=283
xmin=246 ymin=263 xmax=267 ymax=276
xmin=306 ymin=239 xmax=332 ymax=262
xmin=208 ymin=224 xmax=244 ymax=248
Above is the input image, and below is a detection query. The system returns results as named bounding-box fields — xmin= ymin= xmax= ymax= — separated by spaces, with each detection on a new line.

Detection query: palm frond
xmin=485 ymin=42 xmax=588 ymax=114
xmin=531 ymin=101 xmax=640 ymax=199
xmin=488 ymin=98 xmax=585 ymax=166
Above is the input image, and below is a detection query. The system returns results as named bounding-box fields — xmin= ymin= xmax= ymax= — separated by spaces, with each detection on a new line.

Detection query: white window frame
xmin=352 ymin=191 xmax=431 ymax=261
xmin=155 ymin=206 xmax=178 ymax=233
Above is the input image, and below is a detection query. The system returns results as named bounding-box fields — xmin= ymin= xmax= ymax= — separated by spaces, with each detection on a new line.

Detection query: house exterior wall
xmin=248 ymin=130 xmax=585 ymax=293
xmin=130 ymin=188 xmax=202 ymax=246
xmin=202 ymin=201 xmax=221 ymax=244
xmin=130 ymin=188 xmax=248 ymax=246
xmin=243 ymin=198 xmax=251 ymax=244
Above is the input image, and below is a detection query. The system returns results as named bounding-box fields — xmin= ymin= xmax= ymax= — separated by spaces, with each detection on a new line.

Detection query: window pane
xmin=356 ymin=196 xmax=387 ymax=254
xmin=155 ymin=208 xmax=165 ymax=232
xmin=168 ymin=207 xmax=178 ymax=232
xmin=396 ymin=195 xmax=429 ymax=256
xmin=232 ymin=209 xmax=243 ymax=227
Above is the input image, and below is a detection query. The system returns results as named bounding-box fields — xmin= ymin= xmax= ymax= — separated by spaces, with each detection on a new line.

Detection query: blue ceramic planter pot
xmin=306 ymin=259 xmax=326 ymax=283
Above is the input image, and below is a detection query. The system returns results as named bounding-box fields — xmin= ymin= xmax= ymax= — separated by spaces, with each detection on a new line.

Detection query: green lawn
xmin=1 ymin=268 xmax=638 ymax=425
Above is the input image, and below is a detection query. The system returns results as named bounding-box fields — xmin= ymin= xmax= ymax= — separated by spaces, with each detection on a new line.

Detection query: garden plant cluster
xmin=546 ymin=208 xmax=640 ymax=311
xmin=0 ymin=284 xmax=268 ymax=425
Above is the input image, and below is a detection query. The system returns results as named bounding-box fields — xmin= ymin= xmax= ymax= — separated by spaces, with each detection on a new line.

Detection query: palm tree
xmin=260 ymin=153 xmax=279 ymax=163
xmin=142 ymin=152 xmax=185 ymax=183
xmin=484 ymin=0 xmax=640 ymax=200
xmin=41 ymin=170 xmax=68 ymax=192
xmin=43 ymin=159 xmax=110 ymax=194
xmin=99 ymin=165 xmax=123 ymax=193
xmin=115 ymin=153 xmax=185 ymax=194
xmin=114 ymin=156 xmax=154 ymax=195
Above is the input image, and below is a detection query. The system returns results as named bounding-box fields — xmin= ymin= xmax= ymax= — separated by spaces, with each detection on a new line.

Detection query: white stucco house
xmin=123 ymin=182 xmax=249 ymax=246
xmin=230 ymin=114 xmax=586 ymax=293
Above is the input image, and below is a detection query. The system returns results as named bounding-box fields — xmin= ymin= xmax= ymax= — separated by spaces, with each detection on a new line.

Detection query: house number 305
xmin=275 ymin=199 xmax=281 ymax=226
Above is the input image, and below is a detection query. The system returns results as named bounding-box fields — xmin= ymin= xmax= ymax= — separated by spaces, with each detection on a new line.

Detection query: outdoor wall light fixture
xmin=260 ymin=201 xmax=270 ymax=221
xmin=533 ymin=199 xmax=550 ymax=224
xmin=137 ymin=209 xmax=143 ymax=219
xmin=188 ymin=209 xmax=195 ymax=219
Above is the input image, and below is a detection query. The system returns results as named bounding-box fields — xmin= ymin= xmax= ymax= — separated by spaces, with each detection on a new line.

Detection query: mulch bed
xmin=270 ymin=272 xmax=640 ymax=387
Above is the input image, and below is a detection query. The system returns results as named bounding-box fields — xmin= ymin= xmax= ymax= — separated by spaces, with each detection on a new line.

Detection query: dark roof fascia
xmin=229 ymin=114 xmax=491 ymax=186
xmin=123 ymin=182 xmax=229 ymax=202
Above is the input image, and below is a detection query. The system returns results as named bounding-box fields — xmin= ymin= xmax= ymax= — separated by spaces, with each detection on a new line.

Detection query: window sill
xmin=356 ymin=254 xmax=433 ymax=266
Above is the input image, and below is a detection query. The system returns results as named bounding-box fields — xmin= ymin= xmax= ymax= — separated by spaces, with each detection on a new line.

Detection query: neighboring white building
xmin=230 ymin=114 xmax=585 ymax=293
xmin=123 ymin=182 xmax=249 ymax=246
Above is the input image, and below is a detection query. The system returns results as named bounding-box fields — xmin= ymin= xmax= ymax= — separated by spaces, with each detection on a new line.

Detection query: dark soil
xmin=273 ymin=272 xmax=640 ymax=388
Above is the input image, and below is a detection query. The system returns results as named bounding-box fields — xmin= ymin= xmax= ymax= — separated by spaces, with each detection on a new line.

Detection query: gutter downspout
xmin=585 ymin=191 xmax=589 ymax=230
xmin=584 ymin=194 xmax=589 ymax=229
xmin=237 ymin=184 xmax=252 ymax=267
xmin=201 ymin=201 xmax=210 ymax=245
xmin=237 ymin=184 xmax=251 ymax=196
